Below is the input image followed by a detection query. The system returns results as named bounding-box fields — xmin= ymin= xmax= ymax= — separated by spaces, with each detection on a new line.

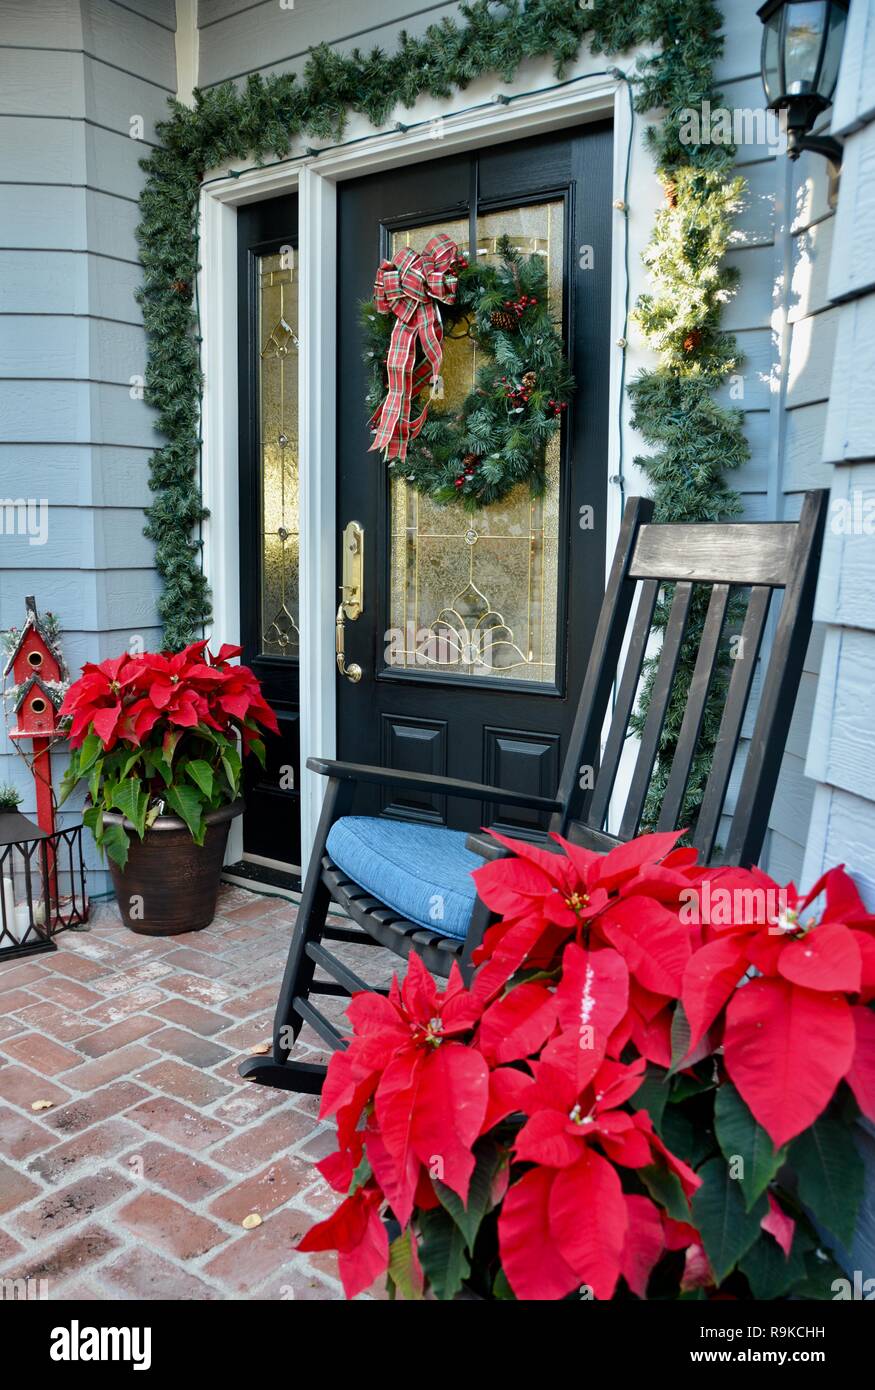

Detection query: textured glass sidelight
xmin=258 ymin=251 xmax=300 ymax=658
xmin=387 ymin=201 xmax=563 ymax=684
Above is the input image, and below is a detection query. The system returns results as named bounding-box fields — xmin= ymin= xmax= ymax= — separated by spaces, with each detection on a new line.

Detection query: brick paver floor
xmin=0 ymin=885 xmax=391 ymax=1301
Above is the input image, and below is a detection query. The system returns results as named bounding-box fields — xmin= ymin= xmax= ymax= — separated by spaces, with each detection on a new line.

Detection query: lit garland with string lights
xmin=137 ymin=0 xmax=747 ymax=827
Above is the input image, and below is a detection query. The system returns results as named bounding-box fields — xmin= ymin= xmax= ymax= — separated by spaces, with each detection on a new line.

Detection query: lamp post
xmin=758 ymin=0 xmax=849 ymax=165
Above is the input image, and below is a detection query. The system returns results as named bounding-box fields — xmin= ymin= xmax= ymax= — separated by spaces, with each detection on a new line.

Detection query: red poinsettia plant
xmin=59 ymin=641 xmax=278 ymax=867
xmin=298 ymin=830 xmax=875 ymax=1300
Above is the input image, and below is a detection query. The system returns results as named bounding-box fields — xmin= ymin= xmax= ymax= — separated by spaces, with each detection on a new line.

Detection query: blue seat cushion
xmin=325 ymin=816 xmax=485 ymax=941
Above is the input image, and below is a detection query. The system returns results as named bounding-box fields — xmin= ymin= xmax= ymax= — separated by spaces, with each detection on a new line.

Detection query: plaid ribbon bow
xmin=368 ymin=233 xmax=460 ymax=461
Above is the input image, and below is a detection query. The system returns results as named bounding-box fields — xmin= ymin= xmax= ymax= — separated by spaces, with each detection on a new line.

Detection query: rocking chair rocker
xmin=240 ymin=490 xmax=828 ymax=1095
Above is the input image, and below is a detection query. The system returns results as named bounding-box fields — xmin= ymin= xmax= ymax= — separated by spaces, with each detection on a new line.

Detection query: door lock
xmin=337 ymin=521 xmax=364 ymax=682
xmin=340 ymin=520 xmax=364 ymax=620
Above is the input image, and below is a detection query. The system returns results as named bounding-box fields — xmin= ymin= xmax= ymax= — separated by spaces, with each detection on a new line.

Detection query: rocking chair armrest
xmin=306 ymin=757 xmax=563 ymax=813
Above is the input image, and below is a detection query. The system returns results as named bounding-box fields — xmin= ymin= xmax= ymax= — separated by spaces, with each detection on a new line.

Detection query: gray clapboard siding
xmin=717 ymin=75 xmax=781 ymax=167
xmin=197 ymin=0 xmax=463 ymax=87
xmin=788 ymin=216 xmax=835 ymax=322
xmin=831 ymin=0 xmax=875 ymax=135
xmin=0 ymin=250 xmax=142 ymax=321
xmin=785 ymin=306 xmax=840 ymax=406
xmin=828 ymin=119 xmax=875 ymax=302
xmin=721 ymin=245 xmax=775 ymax=329
xmin=0 ymin=507 xmax=155 ymax=570
xmin=0 ymin=316 xmax=147 ymax=383
xmin=714 ymin=327 xmax=772 ymax=411
xmin=782 ymin=402 xmax=832 ymax=489
xmin=0 ymin=116 xmax=154 ymax=202
xmin=714 ymin=1 xmax=760 ymax=83
xmin=197 ymin=0 xmax=464 ymax=88
xmin=0 ymin=51 xmax=171 ymax=144
xmin=0 ymin=381 xmax=159 ymax=448
xmin=807 ymin=626 xmax=875 ymax=801
xmin=731 ymin=159 xmax=776 ymax=247
xmin=0 ymin=446 xmax=153 ymax=508
xmin=814 ymin=462 xmax=875 ymax=632
xmin=0 ymin=187 xmax=140 ymax=260
xmin=80 ymin=0 xmax=176 ymax=85
xmin=0 ymin=0 xmax=85 ymax=46
xmin=823 ymin=295 xmax=875 ymax=460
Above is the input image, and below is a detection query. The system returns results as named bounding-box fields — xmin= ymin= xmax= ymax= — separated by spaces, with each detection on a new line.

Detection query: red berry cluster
xmin=454 ymin=460 xmax=478 ymax=489
xmin=504 ymin=293 xmax=537 ymax=318
xmin=453 ymin=255 xmax=469 ymax=272
xmin=548 ymin=398 xmax=568 ymax=418
xmin=499 ymin=375 xmax=532 ymax=408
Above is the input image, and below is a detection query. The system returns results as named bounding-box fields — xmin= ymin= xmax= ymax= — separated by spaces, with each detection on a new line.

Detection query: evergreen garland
xmin=137 ymin=0 xmax=747 ymax=827
xmin=362 ymin=238 xmax=574 ymax=509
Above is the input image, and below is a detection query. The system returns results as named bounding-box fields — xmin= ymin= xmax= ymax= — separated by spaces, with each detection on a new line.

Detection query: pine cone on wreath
xmin=490 ymin=308 xmax=518 ymax=333
xmin=521 ymin=371 xmax=537 ymax=391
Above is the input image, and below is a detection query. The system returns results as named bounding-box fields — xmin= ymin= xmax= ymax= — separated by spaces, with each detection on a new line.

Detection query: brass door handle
xmin=336 ymin=603 xmax=362 ymax=683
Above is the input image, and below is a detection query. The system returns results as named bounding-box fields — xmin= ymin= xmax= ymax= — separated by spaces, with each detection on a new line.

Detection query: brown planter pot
xmin=103 ymin=799 xmax=243 ymax=936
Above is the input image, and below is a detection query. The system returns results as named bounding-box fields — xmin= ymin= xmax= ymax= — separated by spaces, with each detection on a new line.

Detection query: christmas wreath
xmin=362 ymin=234 xmax=574 ymax=510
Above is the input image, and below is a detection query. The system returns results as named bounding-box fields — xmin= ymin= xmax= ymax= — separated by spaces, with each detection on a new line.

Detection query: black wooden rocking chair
xmin=240 ymin=490 xmax=828 ymax=1095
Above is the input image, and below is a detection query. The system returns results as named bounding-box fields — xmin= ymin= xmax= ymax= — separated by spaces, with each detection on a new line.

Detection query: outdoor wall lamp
xmin=758 ymin=0 xmax=849 ymax=166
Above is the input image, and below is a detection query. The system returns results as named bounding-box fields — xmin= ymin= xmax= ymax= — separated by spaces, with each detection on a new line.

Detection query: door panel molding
xmin=199 ymin=70 xmax=634 ymax=864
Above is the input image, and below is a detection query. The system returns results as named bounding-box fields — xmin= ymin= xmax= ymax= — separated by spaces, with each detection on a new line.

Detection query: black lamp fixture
xmin=758 ymin=0 xmax=849 ymax=164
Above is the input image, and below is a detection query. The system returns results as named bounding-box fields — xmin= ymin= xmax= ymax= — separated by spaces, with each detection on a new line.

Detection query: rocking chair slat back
xmin=554 ymin=490 xmax=828 ymax=867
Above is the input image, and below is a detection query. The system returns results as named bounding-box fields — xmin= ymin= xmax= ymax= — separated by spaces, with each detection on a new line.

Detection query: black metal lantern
xmin=0 ymin=810 xmax=88 ymax=961
xmin=758 ymin=0 xmax=849 ymax=163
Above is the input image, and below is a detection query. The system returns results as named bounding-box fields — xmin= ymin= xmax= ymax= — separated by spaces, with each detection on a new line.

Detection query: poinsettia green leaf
xmin=101 ymin=820 xmax=130 ymax=870
xmin=788 ymin=1110 xmax=864 ymax=1249
xmin=387 ymin=1229 xmax=424 ymax=1301
xmin=691 ymin=1157 xmax=768 ymax=1285
xmin=660 ymin=1106 xmax=715 ymax=1171
xmin=714 ymin=1083 xmax=786 ymax=1212
xmin=418 ymin=1208 xmax=470 ymax=1301
xmin=164 ymin=784 xmax=205 ymax=844
xmin=221 ymin=743 xmax=242 ymax=794
xmin=434 ymin=1139 xmax=502 ymax=1251
xmin=77 ymin=731 xmax=102 ymax=776
xmin=87 ymin=757 xmax=104 ymax=805
xmin=185 ymin=759 xmax=214 ymax=799
xmin=739 ymin=1228 xmax=809 ymax=1299
xmin=639 ymin=1164 xmax=690 ymax=1223
xmin=110 ymin=779 xmax=148 ymax=839
xmin=630 ymin=1065 xmax=669 ymax=1135
xmin=667 ymin=1001 xmax=693 ymax=1075
xmin=247 ymin=737 xmax=266 ymax=769
xmin=492 ymin=1268 xmax=516 ymax=1300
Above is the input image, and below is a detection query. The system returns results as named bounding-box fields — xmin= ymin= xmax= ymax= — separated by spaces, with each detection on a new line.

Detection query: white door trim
xmin=199 ymin=66 xmax=636 ymax=865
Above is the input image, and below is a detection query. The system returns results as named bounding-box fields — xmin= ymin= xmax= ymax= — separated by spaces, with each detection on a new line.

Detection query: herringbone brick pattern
xmin=0 ymin=886 xmax=387 ymax=1301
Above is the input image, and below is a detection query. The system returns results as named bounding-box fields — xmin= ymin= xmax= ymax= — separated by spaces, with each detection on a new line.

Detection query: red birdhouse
xmin=4 ymin=597 xmax=67 ymax=739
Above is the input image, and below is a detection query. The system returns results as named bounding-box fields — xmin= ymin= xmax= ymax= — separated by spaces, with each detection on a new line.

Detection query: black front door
xmin=336 ymin=123 xmax=613 ymax=834
xmin=237 ymin=194 xmax=301 ymax=871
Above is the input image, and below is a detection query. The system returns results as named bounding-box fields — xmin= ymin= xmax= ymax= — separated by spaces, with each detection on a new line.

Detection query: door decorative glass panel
xmin=258 ymin=251 xmax=300 ymax=659
xmin=387 ymin=200 xmax=564 ymax=685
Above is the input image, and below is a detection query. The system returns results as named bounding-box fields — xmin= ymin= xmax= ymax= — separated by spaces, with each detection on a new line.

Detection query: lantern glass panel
xmin=762 ymin=12 xmax=783 ymax=103
xmin=817 ymin=3 xmax=848 ymax=100
xmin=784 ymin=2 xmax=828 ymax=94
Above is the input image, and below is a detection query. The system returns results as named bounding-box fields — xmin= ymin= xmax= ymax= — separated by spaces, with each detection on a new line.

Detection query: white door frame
xmin=199 ymin=67 xmax=635 ymax=866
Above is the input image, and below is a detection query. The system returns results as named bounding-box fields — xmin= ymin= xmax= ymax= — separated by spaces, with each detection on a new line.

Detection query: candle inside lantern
xmin=14 ymin=903 xmax=31 ymax=942
xmin=1 ymin=876 xmax=16 ymax=945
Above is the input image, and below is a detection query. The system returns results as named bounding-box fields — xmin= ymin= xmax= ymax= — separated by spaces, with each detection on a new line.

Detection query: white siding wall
xmin=0 ymin=0 xmax=176 ymax=885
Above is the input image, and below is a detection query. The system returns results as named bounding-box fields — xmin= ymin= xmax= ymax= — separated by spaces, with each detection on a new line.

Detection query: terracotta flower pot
xmin=103 ymin=799 xmax=243 ymax=936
